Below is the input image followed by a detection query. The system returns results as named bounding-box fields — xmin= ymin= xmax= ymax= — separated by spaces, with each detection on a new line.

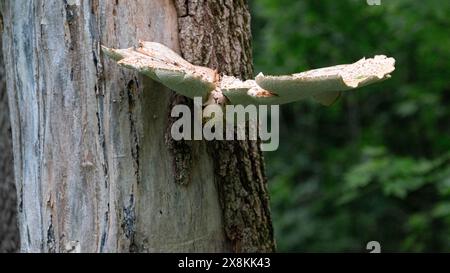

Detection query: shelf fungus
xmin=102 ymin=41 xmax=395 ymax=106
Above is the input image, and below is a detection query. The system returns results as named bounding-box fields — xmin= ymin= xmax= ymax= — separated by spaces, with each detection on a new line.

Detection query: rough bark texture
xmin=2 ymin=0 xmax=274 ymax=253
xmin=0 ymin=32 xmax=20 ymax=253
xmin=174 ymin=0 xmax=275 ymax=252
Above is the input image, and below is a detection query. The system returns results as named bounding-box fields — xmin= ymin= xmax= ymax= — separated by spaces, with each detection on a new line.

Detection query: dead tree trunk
xmin=1 ymin=0 xmax=274 ymax=253
xmin=0 ymin=32 xmax=19 ymax=253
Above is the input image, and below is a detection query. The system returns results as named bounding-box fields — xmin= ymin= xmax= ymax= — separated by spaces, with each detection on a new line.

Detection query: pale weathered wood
xmin=2 ymin=0 xmax=275 ymax=253
xmin=2 ymin=0 xmax=227 ymax=253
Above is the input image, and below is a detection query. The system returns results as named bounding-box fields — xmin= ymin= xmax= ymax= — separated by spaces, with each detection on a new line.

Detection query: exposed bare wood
xmin=2 ymin=0 xmax=232 ymax=252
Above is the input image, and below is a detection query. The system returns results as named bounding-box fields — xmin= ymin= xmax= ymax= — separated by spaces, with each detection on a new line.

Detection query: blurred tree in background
xmin=251 ymin=0 xmax=450 ymax=252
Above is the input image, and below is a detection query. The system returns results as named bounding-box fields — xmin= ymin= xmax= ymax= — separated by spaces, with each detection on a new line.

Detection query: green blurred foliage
xmin=251 ymin=0 xmax=450 ymax=252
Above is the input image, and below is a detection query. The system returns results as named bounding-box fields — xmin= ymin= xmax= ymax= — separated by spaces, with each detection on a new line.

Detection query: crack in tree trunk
xmin=0 ymin=31 xmax=20 ymax=253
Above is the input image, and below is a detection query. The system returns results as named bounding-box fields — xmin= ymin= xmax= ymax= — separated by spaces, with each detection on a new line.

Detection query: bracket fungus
xmin=102 ymin=41 xmax=395 ymax=107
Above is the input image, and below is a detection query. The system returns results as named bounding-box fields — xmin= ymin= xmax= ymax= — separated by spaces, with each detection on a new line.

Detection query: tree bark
xmin=173 ymin=1 xmax=274 ymax=252
xmin=1 ymin=0 xmax=274 ymax=253
xmin=0 ymin=32 xmax=20 ymax=253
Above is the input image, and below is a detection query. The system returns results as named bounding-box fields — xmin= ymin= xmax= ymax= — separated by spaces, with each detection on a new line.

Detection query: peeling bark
xmin=2 ymin=0 xmax=274 ymax=253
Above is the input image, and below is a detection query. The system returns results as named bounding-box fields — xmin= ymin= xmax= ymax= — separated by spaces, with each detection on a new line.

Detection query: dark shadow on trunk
xmin=0 ymin=32 xmax=20 ymax=253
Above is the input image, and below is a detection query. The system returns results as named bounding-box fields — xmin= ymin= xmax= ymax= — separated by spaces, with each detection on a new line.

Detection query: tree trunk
xmin=1 ymin=0 xmax=274 ymax=253
xmin=0 ymin=32 xmax=20 ymax=253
